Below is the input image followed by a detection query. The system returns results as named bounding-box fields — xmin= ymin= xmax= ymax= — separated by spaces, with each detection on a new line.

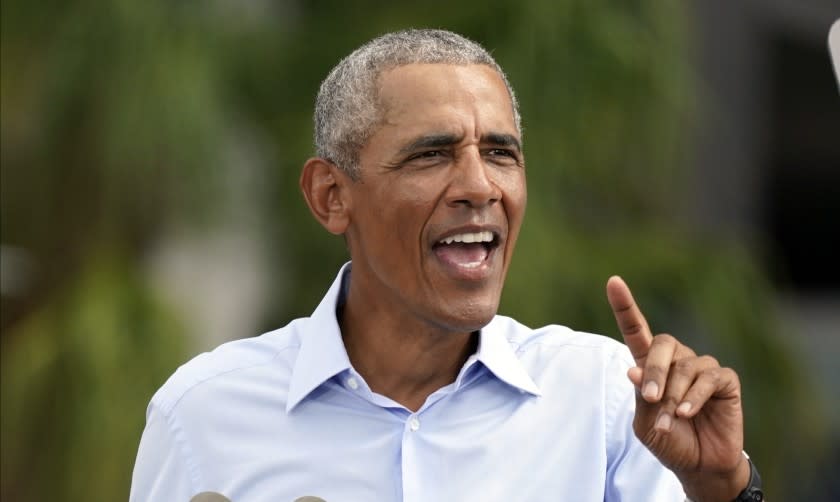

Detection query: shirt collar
xmin=475 ymin=318 xmax=542 ymax=396
xmin=286 ymin=263 xmax=541 ymax=412
xmin=286 ymin=263 xmax=353 ymax=412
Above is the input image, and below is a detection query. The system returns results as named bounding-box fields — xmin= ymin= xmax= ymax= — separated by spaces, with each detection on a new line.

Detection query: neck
xmin=339 ymin=291 xmax=478 ymax=412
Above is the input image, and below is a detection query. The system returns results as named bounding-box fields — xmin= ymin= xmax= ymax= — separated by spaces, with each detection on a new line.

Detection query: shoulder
xmin=489 ymin=316 xmax=640 ymax=440
xmin=489 ymin=314 xmax=633 ymax=366
xmin=486 ymin=315 xmax=636 ymax=392
xmin=148 ymin=318 xmax=307 ymax=417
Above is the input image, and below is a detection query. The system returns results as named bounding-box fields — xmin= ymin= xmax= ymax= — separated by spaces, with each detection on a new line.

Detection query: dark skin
xmin=301 ymin=64 xmax=525 ymax=411
xmin=607 ymin=276 xmax=750 ymax=500
xmin=301 ymin=63 xmax=750 ymax=501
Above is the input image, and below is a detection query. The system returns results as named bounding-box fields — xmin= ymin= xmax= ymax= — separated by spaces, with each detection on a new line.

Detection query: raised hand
xmin=606 ymin=276 xmax=751 ymax=501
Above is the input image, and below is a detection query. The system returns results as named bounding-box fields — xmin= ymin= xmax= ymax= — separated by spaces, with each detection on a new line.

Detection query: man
xmin=131 ymin=29 xmax=763 ymax=501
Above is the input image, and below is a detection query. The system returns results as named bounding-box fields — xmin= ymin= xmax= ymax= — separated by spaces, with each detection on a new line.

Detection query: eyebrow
xmin=398 ymin=132 xmax=522 ymax=155
xmin=484 ymin=133 xmax=522 ymax=153
xmin=398 ymin=134 xmax=462 ymax=155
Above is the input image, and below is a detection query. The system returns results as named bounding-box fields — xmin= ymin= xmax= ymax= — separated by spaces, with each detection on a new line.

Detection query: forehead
xmin=374 ymin=63 xmax=518 ymax=136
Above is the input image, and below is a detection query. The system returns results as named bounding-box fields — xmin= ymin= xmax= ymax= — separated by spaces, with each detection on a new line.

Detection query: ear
xmin=299 ymin=157 xmax=352 ymax=235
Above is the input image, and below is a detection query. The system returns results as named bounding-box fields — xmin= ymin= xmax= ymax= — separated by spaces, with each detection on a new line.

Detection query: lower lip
xmin=432 ymin=244 xmax=498 ymax=282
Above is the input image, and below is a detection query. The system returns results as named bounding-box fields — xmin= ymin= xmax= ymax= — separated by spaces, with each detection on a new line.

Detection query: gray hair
xmin=314 ymin=28 xmax=522 ymax=179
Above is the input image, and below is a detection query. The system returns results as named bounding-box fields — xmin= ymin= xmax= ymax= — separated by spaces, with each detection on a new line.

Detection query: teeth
xmin=438 ymin=231 xmax=494 ymax=245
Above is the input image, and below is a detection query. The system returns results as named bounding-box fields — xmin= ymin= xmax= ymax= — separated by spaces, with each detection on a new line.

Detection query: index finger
xmin=606 ymin=275 xmax=653 ymax=366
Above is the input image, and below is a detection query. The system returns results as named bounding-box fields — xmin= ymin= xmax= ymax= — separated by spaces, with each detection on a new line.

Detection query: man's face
xmin=344 ymin=63 xmax=526 ymax=333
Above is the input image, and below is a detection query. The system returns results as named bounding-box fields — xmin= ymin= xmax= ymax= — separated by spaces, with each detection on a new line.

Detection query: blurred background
xmin=2 ymin=0 xmax=838 ymax=500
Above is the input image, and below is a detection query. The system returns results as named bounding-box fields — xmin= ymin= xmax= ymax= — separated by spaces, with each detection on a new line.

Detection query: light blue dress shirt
xmin=130 ymin=263 xmax=686 ymax=501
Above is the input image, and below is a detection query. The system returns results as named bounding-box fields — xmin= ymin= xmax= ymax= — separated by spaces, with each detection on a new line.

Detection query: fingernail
xmin=677 ymin=402 xmax=692 ymax=415
xmin=655 ymin=413 xmax=672 ymax=432
xmin=643 ymin=381 xmax=659 ymax=400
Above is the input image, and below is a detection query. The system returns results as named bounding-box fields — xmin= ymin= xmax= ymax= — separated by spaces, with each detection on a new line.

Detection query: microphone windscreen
xmin=190 ymin=493 xmax=231 ymax=502
xmin=830 ymin=18 xmax=840 ymax=91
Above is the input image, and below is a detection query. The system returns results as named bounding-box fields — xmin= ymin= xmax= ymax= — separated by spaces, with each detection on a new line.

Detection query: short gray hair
xmin=314 ymin=28 xmax=522 ymax=179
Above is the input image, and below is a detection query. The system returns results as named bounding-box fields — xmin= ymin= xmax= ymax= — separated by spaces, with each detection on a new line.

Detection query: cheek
xmin=367 ymin=181 xmax=435 ymax=252
xmin=500 ymin=171 xmax=527 ymax=219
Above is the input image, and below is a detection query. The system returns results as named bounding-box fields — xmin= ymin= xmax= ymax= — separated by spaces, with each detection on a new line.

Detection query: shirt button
xmin=408 ymin=416 xmax=420 ymax=431
xmin=346 ymin=377 xmax=359 ymax=390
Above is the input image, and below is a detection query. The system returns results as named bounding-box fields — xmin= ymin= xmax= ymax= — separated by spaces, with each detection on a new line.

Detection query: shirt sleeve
xmin=129 ymin=402 xmax=196 ymax=502
xmin=604 ymin=346 xmax=687 ymax=501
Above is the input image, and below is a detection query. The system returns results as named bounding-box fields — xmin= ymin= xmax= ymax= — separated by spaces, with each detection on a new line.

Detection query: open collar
xmin=286 ymin=263 xmax=541 ymax=412
xmin=475 ymin=318 xmax=542 ymax=396
xmin=286 ymin=263 xmax=353 ymax=412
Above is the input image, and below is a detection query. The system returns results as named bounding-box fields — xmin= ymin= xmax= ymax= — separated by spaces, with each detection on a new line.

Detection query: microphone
xmin=830 ymin=18 xmax=840 ymax=91
xmin=188 ymin=493 xmax=327 ymax=502
xmin=190 ymin=493 xmax=231 ymax=502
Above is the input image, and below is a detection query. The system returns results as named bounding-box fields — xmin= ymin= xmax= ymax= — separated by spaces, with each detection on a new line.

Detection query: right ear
xmin=299 ymin=157 xmax=352 ymax=235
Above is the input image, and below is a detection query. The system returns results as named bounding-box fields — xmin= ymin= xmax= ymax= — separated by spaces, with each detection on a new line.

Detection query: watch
xmin=733 ymin=451 xmax=764 ymax=502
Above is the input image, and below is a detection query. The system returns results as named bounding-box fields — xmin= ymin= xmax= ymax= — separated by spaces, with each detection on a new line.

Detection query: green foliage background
xmin=1 ymin=0 xmax=828 ymax=500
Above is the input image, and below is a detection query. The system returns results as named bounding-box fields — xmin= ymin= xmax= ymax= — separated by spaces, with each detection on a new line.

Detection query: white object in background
xmin=830 ymin=19 xmax=840 ymax=92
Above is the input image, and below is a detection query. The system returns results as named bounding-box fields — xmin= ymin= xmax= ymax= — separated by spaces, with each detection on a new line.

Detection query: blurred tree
xmin=1 ymin=254 xmax=186 ymax=500
xmin=0 ymin=0 xmax=828 ymax=500
xmin=1 ymin=0 xmax=230 ymax=499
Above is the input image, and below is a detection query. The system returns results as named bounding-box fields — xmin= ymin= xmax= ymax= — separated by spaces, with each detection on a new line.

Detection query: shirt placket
xmin=400 ymin=411 xmax=423 ymax=502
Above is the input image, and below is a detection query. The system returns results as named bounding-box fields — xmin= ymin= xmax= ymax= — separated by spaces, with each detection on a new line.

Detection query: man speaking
xmin=130 ymin=29 xmax=763 ymax=501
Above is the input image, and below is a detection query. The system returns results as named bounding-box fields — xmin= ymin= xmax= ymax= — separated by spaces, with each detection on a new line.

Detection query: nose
xmin=446 ymin=149 xmax=502 ymax=208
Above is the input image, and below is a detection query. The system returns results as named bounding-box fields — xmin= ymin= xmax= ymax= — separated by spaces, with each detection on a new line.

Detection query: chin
xmin=432 ymin=299 xmax=499 ymax=334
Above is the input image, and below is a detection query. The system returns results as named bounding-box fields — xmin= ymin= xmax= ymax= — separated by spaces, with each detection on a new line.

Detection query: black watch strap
xmin=733 ymin=451 xmax=764 ymax=502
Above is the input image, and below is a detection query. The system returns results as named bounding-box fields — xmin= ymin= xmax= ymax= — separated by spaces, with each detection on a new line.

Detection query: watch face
xmin=740 ymin=488 xmax=764 ymax=502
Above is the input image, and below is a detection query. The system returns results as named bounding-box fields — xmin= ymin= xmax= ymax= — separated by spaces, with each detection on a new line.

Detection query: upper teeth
xmin=438 ymin=231 xmax=494 ymax=245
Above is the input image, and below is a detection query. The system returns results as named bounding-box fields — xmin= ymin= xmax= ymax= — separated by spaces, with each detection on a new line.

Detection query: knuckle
xmin=698 ymin=354 xmax=719 ymax=367
xmin=703 ymin=367 xmax=723 ymax=385
xmin=613 ymin=302 xmax=634 ymax=315
xmin=653 ymin=333 xmax=676 ymax=345
xmin=644 ymin=365 xmax=667 ymax=380
xmin=721 ymin=367 xmax=740 ymax=385
xmin=622 ymin=321 xmax=644 ymax=336
xmin=674 ymin=358 xmax=694 ymax=373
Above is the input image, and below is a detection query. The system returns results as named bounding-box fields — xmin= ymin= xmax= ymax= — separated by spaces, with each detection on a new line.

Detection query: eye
xmin=485 ymin=148 xmax=521 ymax=165
xmin=402 ymin=150 xmax=451 ymax=168
xmin=408 ymin=150 xmax=443 ymax=160
xmin=488 ymin=149 xmax=515 ymax=157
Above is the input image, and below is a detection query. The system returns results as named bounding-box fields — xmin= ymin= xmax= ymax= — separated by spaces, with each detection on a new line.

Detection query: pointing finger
xmin=606 ymin=275 xmax=653 ymax=366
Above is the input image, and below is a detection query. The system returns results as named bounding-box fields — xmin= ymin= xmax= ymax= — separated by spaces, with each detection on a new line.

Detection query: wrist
xmin=730 ymin=452 xmax=764 ymax=502
xmin=680 ymin=452 xmax=752 ymax=502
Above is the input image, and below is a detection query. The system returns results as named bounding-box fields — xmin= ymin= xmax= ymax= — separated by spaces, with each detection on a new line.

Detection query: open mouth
xmin=432 ymin=230 xmax=500 ymax=271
